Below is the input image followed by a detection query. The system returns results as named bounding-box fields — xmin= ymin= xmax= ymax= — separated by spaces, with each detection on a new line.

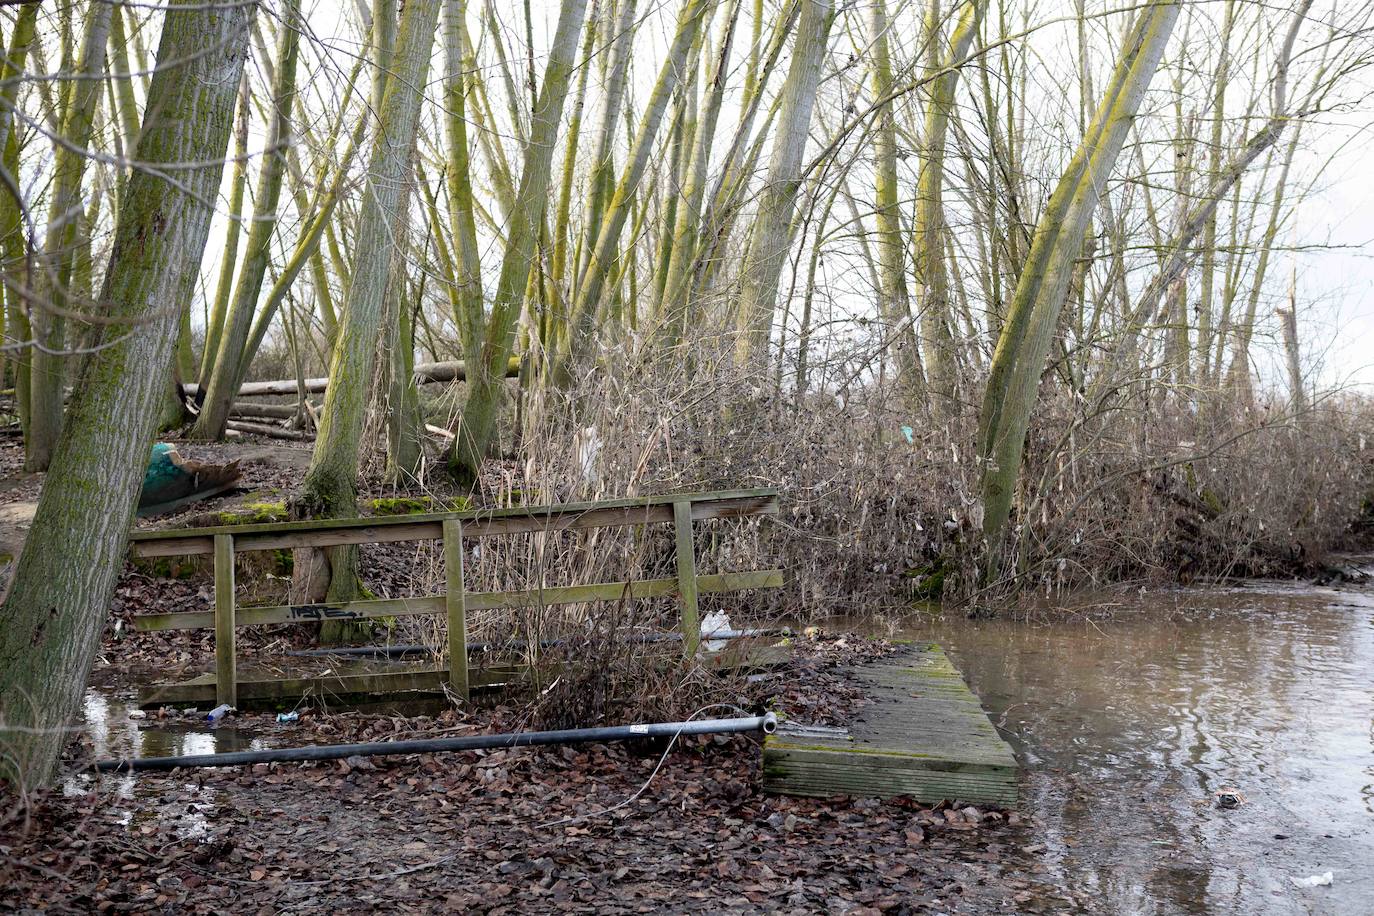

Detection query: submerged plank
xmin=762 ymin=644 xmax=1018 ymax=805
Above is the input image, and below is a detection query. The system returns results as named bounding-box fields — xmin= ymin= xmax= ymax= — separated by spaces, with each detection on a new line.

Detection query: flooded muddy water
xmin=897 ymin=571 xmax=1374 ymax=914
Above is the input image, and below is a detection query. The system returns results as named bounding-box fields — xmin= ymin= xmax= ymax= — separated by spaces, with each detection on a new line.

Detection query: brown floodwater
xmin=878 ymin=569 xmax=1374 ymax=915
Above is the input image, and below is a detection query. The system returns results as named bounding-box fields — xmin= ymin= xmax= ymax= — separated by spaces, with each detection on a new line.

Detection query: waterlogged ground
xmin=7 ymin=572 xmax=1373 ymax=913
xmin=900 ymin=571 xmax=1374 ymax=915
xmin=4 ymin=641 xmax=1072 ymax=914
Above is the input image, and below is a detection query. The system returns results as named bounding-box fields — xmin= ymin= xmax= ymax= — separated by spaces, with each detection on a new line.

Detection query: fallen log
xmin=182 ymin=356 xmax=521 ymax=399
xmin=229 ymin=401 xmax=303 ymax=420
xmin=224 ymin=420 xmax=313 ymax=441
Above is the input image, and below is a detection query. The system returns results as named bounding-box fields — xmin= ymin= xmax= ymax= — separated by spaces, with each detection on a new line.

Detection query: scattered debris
xmin=1290 ymin=871 xmax=1334 ymax=888
xmin=139 ymin=444 xmax=242 ymax=516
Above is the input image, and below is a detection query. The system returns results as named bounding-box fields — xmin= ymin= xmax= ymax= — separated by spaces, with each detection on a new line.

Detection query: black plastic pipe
xmin=94 ymin=712 xmax=777 ymax=774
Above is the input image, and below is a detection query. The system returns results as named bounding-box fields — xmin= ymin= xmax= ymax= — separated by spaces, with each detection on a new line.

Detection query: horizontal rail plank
xmin=129 ymin=489 xmax=778 ymax=557
xmin=132 ymin=569 xmax=785 ymax=631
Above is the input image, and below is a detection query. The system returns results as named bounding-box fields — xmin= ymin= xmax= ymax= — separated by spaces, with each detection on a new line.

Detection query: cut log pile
xmin=192 ymin=356 xmax=522 ymax=441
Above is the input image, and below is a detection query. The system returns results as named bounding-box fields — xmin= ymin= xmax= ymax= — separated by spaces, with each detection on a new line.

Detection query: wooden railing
xmin=128 ymin=488 xmax=782 ymax=707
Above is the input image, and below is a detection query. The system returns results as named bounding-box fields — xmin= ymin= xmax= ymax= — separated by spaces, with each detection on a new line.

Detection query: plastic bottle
xmin=206 ymin=704 xmax=233 ymax=725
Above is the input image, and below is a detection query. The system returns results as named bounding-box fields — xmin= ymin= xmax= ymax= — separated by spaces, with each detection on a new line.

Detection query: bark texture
xmin=976 ymin=0 xmax=1179 ymax=580
xmin=0 ymin=0 xmax=251 ymax=788
xmin=293 ymin=0 xmax=442 ymax=601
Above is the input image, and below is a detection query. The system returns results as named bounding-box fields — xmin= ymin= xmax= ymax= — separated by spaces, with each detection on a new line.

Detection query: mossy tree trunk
xmin=976 ymin=0 xmax=1179 ymax=582
xmin=291 ymin=0 xmax=442 ymax=617
xmin=913 ymin=0 xmax=983 ymax=416
xmin=866 ymin=0 xmax=923 ymax=403
xmin=0 ymin=3 xmax=39 ymax=444
xmin=25 ymin=0 xmax=113 ymax=472
xmin=191 ymin=0 xmax=301 ymax=440
xmin=0 ymin=0 xmax=252 ymax=789
xmin=734 ymin=0 xmax=834 ymax=366
xmin=447 ymin=0 xmax=590 ymax=488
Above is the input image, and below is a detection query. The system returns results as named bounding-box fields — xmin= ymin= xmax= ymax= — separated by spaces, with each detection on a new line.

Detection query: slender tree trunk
xmin=444 ymin=0 xmax=486 ymax=363
xmin=575 ymin=0 xmax=638 ymax=289
xmin=913 ymin=0 xmax=983 ymax=416
xmin=1278 ymin=270 xmax=1306 ymax=417
xmin=734 ymin=0 xmax=834 ymax=365
xmin=0 ymin=3 xmax=39 ymax=444
xmin=192 ymin=0 xmax=301 ymax=439
xmin=867 ymin=0 xmax=924 ymax=403
xmin=0 ymin=0 xmax=252 ymax=789
xmin=560 ymin=0 xmax=713 ymax=377
xmin=977 ymin=0 xmax=1179 ymax=581
xmin=26 ymin=0 xmax=113 ymax=471
xmin=660 ymin=0 xmax=741 ymax=343
xmin=292 ymin=0 xmax=442 ymax=604
xmin=448 ymin=0 xmax=590 ymax=487
xmin=199 ymin=73 xmax=251 ymax=382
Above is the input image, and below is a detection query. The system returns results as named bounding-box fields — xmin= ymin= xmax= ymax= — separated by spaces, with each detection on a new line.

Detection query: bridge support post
xmin=214 ymin=533 xmax=237 ymax=708
xmin=443 ymin=519 xmax=469 ymax=700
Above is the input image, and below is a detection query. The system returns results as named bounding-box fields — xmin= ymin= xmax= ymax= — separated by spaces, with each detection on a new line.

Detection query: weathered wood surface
xmin=179 ymin=356 xmax=521 ymax=399
xmin=139 ymin=643 xmax=791 ymax=708
xmin=762 ymin=645 xmax=1018 ymax=805
xmin=131 ymin=570 xmax=784 ymax=632
xmin=213 ymin=534 xmax=235 ymax=707
xmin=128 ymin=487 xmax=785 ymax=710
xmin=129 ymin=488 xmax=778 ymax=557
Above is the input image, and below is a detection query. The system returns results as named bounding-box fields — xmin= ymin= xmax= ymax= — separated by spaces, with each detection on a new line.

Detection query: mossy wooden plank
xmin=138 ymin=643 xmax=789 ymax=708
xmin=137 ymin=666 xmax=519 ymax=707
xmin=132 ymin=570 xmax=784 ymax=632
xmin=763 ymin=644 xmax=1018 ymax=805
xmin=129 ymin=488 xmax=779 ymax=556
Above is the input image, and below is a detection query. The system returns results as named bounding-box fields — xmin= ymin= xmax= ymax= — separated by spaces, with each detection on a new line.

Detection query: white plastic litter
xmin=700 ymin=610 xmax=732 ymax=652
xmin=1290 ymin=872 xmax=1334 ymax=888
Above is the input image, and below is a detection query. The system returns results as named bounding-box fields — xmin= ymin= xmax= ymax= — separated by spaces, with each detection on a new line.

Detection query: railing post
xmin=673 ymin=500 xmax=700 ymax=656
xmin=213 ymin=533 xmax=237 ymax=708
xmin=443 ymin=519 xmax=469 ymax=699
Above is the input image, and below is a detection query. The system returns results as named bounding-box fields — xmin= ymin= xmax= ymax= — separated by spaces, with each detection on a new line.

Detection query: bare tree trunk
xmin=192 ymin=0 xmax=302 ymax=440
xmin=0 ymin=0 xmax=252 ymax=789
xmin=292 ymin=0 xmax=442 ymax=604
xmin=977 ymin=0 xmax=1179 ymax=582
xmin=26 ymin=0 xmax=113 ymax=471
xmin=914 ymin=0 xmax=983 ymax=415
xmin=866 ymin=0 xmax=924 ymax=403
xmin=448 ymin=0 xmax=590 ymax=488
xmin=735 ymin=0 xmax=834 ymax=365
xmin=1277 ymin=271 xmax=1306 ymax=417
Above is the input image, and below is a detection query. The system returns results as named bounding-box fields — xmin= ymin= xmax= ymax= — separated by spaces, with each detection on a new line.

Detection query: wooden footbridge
xmin=762 ymin=644 xmax=1019 ymax=806
xmin=125 ymin=487 xmax=1018 ymax=805
xmin=127 ymin=488 xmax=783 ymax=708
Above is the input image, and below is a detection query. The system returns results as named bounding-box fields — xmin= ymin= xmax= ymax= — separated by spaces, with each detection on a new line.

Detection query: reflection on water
xmin=893 ymin=576 xmax=1374 ymax=915
xmin=66 ymin=689 xmax=273 ymax=806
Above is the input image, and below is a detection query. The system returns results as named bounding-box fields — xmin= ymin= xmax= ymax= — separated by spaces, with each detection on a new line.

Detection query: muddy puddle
xmin=873 ymin=569 xmax=1374 ymax=914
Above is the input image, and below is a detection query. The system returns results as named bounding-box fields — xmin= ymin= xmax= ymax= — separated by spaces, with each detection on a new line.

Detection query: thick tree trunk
xmin=0 ymin=0 xmax=251 ymax=789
